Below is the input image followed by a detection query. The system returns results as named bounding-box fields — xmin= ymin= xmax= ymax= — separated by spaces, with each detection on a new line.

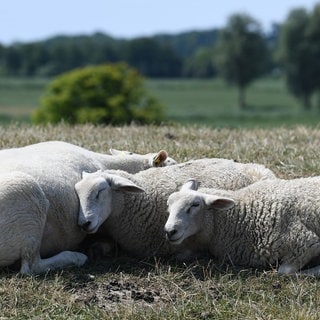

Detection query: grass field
xmin=0 ymin=77 xmax=48 ymax=123
xmin=1 ymin=76 xmax=320 ymax=127
xmin=147 ymin=78 xmax=320 ymax=127
xmin=0 ymin=124 xmax=320 ymax=319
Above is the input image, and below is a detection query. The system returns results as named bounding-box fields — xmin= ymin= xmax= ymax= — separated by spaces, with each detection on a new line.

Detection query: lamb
xmin=165 ymin=177 xmax=320 ymax=275
xmin=75 ymin=158 xmax=276 ymax=258
xmin=0 ymin=141 xmax=175 ymax=262
xmin=0 ymin=171 xmax=87 ymax=275
xmin=109 ymin=148 xmax=177 ymax=167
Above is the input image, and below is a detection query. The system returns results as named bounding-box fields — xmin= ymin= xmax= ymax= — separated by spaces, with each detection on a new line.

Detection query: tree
xmin=124 ymin=38 xmax=182 ymax=77
xmin=0 ymin=44 xmax=5 ymax=75
xmin=182 ymin=47 xmax=216 ymax=78
xmin=32 ymin=63 xmax=165 ymax=125
xmin=215 ymin=14 xmax=268 ymax=109
xmin=3 ymin=45 xmax=22 ymax=75
xmin=19 ymin=43 xmax=50 ymax=76
xmin=277 ymin=8 xmax=317 ymax=110
xmin=305 ymin=4 xmax=320 ymax=110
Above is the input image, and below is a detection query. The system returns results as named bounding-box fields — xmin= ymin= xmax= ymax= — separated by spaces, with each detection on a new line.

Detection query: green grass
xmin=0 ymin=123 xmax=320 ymax=318
xmin=0 ymin=77 xmax=47 ymax=123
xmin=147 ymin=78 xmax=320 ymax=127
xmin=1 ymin=76 xmax=320 ymax=127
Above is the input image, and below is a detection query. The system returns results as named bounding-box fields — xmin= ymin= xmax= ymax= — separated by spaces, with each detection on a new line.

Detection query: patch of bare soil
xmin=67 ymin=273 xmax=176 ymax=311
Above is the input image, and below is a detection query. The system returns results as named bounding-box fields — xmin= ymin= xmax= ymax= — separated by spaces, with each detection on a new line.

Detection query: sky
xmin=1 ymin=0 xmax=320 ymax=45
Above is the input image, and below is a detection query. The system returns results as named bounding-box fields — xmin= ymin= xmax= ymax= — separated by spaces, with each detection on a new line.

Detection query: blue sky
xmin=1 ymin=0 xmax=319 ymax=44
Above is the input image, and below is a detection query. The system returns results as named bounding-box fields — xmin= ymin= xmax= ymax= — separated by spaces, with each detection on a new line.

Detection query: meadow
xmin=1 ymin=76 xmax=320 ymax=127
xmin=0 ymin=123 xmax=320 ymax=319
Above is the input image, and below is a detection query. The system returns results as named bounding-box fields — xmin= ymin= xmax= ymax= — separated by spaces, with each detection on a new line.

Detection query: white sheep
xmin=165 ymin=177 xmax=320 ymax=276
xmin=0 ymin=141 xmax=175 ymax=264
xmin=75 ymin=158 xmax=276 ymax=258
xmin=109 ymin=148 xmax=177 ymax=167
xmin=0 ymin=171 xmax=87 ymax=275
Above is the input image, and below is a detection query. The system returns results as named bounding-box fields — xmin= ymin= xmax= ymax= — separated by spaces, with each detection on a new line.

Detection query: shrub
xmin=32 ymin=63 xmax=165 ymax=125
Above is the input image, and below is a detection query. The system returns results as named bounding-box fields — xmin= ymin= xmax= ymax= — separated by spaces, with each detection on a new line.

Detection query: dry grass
xmin=1 ymin=123 xmax=320 ymax=319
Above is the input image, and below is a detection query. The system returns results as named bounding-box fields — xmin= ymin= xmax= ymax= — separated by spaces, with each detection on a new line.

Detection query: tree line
xmin=0 ymin=31 xmax=217 ymax=78
xmin=1 ymin=3 xmax=320 ymax=109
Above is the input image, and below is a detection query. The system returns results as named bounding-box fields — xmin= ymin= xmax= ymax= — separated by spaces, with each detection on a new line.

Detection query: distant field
xmin=1 ymin=76 xmax=320 ymax=127
xmin=0 ymin=77 xmax=48 ymax=123
xmin=147 ymin=78 xmax=320 ymax=127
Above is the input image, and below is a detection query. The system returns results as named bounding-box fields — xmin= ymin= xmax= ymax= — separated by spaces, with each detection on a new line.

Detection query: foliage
xmin=154 ymin=29 xmax=219 ymax=57
xmin=277 ymin=8 xmax=317 ymax=110
xmin=182 ymin=47 xmax=216 ymax=78
xmin=276 ymin=4 xmax=320 ymax=110
xmin=124 ymin=37 xmax=182 ymax=77
xmin=32 ymin=63 xmax=165 ymax=125
xmin=214 ymin=14 xmax=269 ymax=109
xmin=0 ymin=31 xmax=216 ymax=78
xmin=306 ymin=3 xmax=320 ymax=108
xmin=0 ymin=28 xmax=279 ymax=79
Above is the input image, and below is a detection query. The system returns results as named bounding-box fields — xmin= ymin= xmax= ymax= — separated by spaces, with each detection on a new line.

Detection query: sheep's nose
xmin=81 ymin=221 xmax=91 ymax=232
xmin=165 ymin=228 xmax=177 ymax=240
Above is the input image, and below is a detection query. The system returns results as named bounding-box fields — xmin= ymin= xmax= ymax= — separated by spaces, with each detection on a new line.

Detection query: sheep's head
xmin=109 ymin=148 xmax=177 ymax=167
xmin=75 ymin=170 xmax=145 ymax=234
xmin=164 ymin=179 xmax=235 ymax=245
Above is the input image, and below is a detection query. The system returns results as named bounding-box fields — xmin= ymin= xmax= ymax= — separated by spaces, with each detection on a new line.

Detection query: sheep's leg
xmin=32 ymin=251 xmax=88 ymax=274
xmin=279 ymin=263 xmax=320 ymax=277
xmin=19 ymin=217 xmax=87 ymax=274
xmin=21 ymin=251 xmax=88 ymax=275
xmin=300 ymin=265 xmax=320 ymax=276
xmin=278 ymin=263 xmax=299 ymax=275
xmin=20 ymin=259 xmax=32 ymax=275
xmin=278 ymin=230 xmax=320 ymax=276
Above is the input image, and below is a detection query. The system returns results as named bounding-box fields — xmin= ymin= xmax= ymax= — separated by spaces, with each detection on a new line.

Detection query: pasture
xmin=1 ymin=77 xmax=320 ymax=127
xmin=0 ymin=123 xmax=320 ymax=319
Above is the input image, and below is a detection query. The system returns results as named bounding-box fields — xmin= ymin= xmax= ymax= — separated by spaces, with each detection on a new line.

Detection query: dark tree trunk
xmin=302 ymin=94 xmax=312 ymax=111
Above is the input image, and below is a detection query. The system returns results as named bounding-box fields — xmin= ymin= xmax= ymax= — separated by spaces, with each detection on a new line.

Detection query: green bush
xmin=32 ymin=63 xmax=165 ymax=125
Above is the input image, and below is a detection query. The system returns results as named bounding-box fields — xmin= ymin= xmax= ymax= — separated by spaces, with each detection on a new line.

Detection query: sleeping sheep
xmin=109 ymin=148 xmax=177 ymax=167
xmin=0 ymin=171 xmax=87 ymax=275
xmin=0 ymin=141 xmax=175 ymax=267
xmin=165 ymin=177 xmax=320 ymax=275
xmin=75 ymin=158 xmax=276 ymax=258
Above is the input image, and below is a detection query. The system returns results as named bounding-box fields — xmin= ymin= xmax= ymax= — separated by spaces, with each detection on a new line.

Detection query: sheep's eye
xmin=186 ymin=202 xmax=200 ymax=214
xmin=96 ymin=190 xmax=102 ymax=199
xmin=192 ymin=201 xmax=200 ymax=208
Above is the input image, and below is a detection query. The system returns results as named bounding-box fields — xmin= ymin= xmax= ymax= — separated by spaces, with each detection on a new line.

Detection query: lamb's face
xmin=164 ymin=191 xmax=204 ymax=245
xmin=164 ymin=181 xmax=235 ymax=245
xmin=75 ymin=171 xmax=145 ymax=234
xmin=75 ymin=171 xmax=113 ymax=234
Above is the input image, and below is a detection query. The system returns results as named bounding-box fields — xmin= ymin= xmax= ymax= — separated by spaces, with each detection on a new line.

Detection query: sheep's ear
xmin=181 ymin=179 xmax=199 ymax=191
xmin=107 ymin=175 xmax=145 ymax=193
xmin=204 ymin=195 xmax=235 ymax=211
xmin=153 ymin=150 xmax=168 ymax=167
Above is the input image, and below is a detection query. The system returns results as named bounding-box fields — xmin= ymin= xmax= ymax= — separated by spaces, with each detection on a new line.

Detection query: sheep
xmin=164 ymin=177 xmax=320 ymax=276
xmin=0 ymin=141 xmax=175 ymax=261
xmin=75 ymin=158 xmax=276 ymax=258
xmin=109 ymin=148 xmax=177 ymax=167
xmin=0 ymin=171 xmax=87 ymax=275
